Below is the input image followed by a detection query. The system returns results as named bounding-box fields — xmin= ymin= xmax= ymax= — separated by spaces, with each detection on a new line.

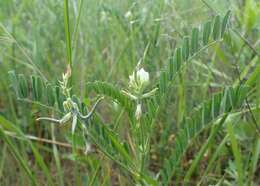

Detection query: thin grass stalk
xmin=64 ymin=0 xmax=73 ymax=88
xmin=184 ymin=113 xmax=229 ymax=182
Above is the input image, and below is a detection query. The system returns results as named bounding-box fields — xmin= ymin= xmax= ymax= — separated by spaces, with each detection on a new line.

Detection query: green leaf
xmin=31 ymin=75 xmax=38 ymax=100
xmin=159 ymin=70 xmax=168 ymax=96
xmin=203 ymin=21 xmax=212 ymax=45
xmin=36 ymin=76 xmax=44 ymax=101
xmin=213 ymin=15 xmax=221 ymax=40
xmin=46 ymin=84 xmax=55 ymax=106
xmin=221 ymin=10 xmax=231 ymax=37
xmin=55 ymin=86 xmax=65 ymax=112
xmin=86 ymin=81 xmax=134 ymax=113
xmin=18 ymin=74 xmax=28 ymax=98
xmin=8 ymin=71 xmax=19 ymax=96
xmin=31 ymin=75 xmax=45 ymax=102
xmin=182 ymin=36 xmax=190 ymax=61
xmin=168 ymin=52 xmax=174 ymax=80
xmin=176 ymin=47 xmax=182 ymax=70
xmin=191 ymin=27 xmax=199 ymax=54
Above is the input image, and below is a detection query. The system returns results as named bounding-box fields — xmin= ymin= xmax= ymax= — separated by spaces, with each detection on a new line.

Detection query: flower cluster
xmin=129 ymin=68 xmax=150 ymax=93
xmin=122 ymin=67 xmax=157 ymax=121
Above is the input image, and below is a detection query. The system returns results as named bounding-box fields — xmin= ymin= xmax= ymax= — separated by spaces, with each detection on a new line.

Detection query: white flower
xmin=124 ymin=11 xmax=132 ymax=19
xmin=135 ymin=104 xmax=142 ymax=120
xmin=100 ymin=11 xmax=108 ymax=22
xmin=129 ymin=68 xmax=150 ymax=92
xmin=136 ymin=68 xmax=149 ymax=85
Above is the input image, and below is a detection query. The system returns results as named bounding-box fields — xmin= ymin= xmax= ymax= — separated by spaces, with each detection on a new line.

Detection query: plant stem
xmin=64 ymin=0 xmax=73 ymax=88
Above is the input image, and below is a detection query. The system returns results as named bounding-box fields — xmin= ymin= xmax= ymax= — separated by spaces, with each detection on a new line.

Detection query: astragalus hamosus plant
xmin=7 ymin=10 xmax=250 ymax=186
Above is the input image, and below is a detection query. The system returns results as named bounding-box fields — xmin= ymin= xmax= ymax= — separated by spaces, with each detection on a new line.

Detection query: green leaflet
xmin=8 ymin=71 xmax=19 ymax=97
xmin=36 ymin=76 xmax=44 ymax=101
xmin=203 ymin=21 xmax=212 ymax=45
xmin=176 ymin=47 xmax=182 ymax=71
xmin=46 ymin=84 xmax=55 ymax=106
xmin=55 ymin=86 xmax=65 ymax=112
xmin=182 ymin=36 xmax=190 ymax=61
xmin=221 ymin=10 xmax=231 ymax=37
xmin=213 ymin=15 xmax=221 ymax=40
xmin=18 ymin=74 xmax=28 ymax=98
xmin=191 ymin=27 xmax=199 ymax=54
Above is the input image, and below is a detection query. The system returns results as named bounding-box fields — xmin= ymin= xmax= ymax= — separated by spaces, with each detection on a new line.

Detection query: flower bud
xmin=124 ymin=11 xmax=132 ymax=19
xmin=60 ymin=112 xmax=72 ymax=124
xmin=84 ymin=142 xmax=92 ymax=155
xmin=63 ymin=65 xmax=71 ymax=82
xmin=135 ymin=104 xmax=142 ymax=120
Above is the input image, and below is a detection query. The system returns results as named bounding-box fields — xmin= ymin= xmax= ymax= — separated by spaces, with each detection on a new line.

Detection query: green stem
xmin=140 ymin=120 xmax=146 ymax=173
xmin=64 ymin=0 xmax=73 ymax=87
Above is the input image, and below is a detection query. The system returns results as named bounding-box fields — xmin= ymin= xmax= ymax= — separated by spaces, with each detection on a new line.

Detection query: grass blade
xmin=227 ymin=122 xmax=244 ymax=186
xmin=191 ymin=27 xmax=199 ymax=54
xmin=0 ymin=128 xmax=38 ymax=186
